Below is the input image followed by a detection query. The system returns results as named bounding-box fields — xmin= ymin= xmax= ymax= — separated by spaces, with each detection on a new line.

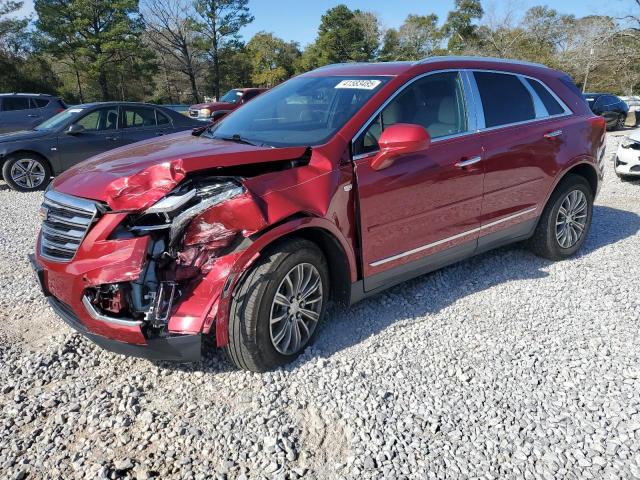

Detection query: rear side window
xmin=123 ymin=106 xmax=157 ymax=128
xmin=525 ymin=79 xmax=565 ymax=116
xmin=2 ymin=97 xmax=31 ymax=111
xmin=32 ymin=98 xmax=50 ymax=108
xmin=474 ymin=72 xmax=535 ymax=128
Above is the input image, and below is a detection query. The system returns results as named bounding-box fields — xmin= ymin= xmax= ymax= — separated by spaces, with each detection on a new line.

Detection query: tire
xmin=614 ymin=114 xmax=626 ymax=131
xmin=527 ymin=174 xmax=593 ymax=261
xmin=224 ymin=239 xmax=329 ymax=372
xmin=2 ymin=154 xmax=51 ymax=192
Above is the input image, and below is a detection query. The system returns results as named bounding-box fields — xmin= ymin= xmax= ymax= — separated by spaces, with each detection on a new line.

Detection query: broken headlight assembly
xmin=96 ymin=178 xmax=245 ymax=331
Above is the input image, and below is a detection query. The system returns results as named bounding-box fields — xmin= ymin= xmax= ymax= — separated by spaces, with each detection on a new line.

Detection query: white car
xmin=615 ymin=130 xmax=640 ymax=178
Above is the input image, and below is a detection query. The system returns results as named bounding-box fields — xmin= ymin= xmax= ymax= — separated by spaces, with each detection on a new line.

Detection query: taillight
xmin=56 ymin=108 xmax=65 ymax=113
xmin=589 ymin=115 xmax=606 ymax=132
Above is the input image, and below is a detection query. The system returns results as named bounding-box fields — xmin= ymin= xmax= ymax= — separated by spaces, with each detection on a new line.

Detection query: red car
xmin=31 ymin=57 xmax=606 ymax=371
xmin=188 ymin=88 xmax=267 ymax=121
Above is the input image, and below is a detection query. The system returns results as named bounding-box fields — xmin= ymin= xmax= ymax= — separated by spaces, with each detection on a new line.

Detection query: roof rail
xmin=0 ymin=92 xmax=53 ymax=96
xmin=414 ymin=55 xmax=548 ymax=69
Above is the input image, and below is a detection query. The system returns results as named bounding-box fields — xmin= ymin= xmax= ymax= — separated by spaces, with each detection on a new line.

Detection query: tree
xmin=397 ymin=14 xmax=442 ymax=60
xmin=442 ymin=0 xmax=483 ymax=52
xmin=354 ymin=10 xmax=381 ymax=60
xmin=307 ymin=5 xmax=374 ymax=65
xmin=35 ymin=0 xmax=149 ymax=101
xmin=143 ymin=0 xmax=205 ymax=103
xmin=246 ymin=32 xmax=300 ymax=87
xmin=379 ymin=28 xmax=401 ymax=61
xmin=194 ymin=0 xmax=253 ymax=99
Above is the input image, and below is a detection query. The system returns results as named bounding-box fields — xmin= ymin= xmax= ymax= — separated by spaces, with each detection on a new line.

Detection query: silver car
xmin=0 ymin=93 xmax=67 ymax=134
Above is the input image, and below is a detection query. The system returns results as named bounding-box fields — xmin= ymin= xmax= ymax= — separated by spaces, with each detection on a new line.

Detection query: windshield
xmin=206 ymin=76 xmax=389 ymax=147
xmin=220 ymin=90 xmax=243 ymax=104
xmin=35 ymin=108 xmax=84 ymax=131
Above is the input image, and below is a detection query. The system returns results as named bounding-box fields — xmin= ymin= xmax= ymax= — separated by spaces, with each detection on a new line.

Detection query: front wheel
xmin=2 ymin=154 xmax=51 ymax=192
xmin=225 ymin=239 xmax=329 ymax=372
xmin=527 ymin=174 xmax=593 ymax=260
xmin=614 ymin=114 xmax=626 ymax=131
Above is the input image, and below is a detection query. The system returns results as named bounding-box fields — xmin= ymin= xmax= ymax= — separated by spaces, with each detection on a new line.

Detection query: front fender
xmin=167 ymin=216 xmax=358 ymax=347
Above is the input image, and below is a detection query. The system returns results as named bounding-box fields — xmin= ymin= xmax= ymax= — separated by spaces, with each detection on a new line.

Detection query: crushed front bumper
xmin=30 ymin=254 xmax=202 ymax=362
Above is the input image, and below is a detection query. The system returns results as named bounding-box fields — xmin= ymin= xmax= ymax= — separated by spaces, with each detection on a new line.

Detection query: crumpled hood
xmin=52 ymin=131 xmax=308 ymax=211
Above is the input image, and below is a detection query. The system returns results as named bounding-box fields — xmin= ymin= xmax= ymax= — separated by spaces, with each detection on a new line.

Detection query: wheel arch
xmin=1 ymin=149 xmax=54 ymax=184
xmin=211 ymin=216 xmax=358 ymax=347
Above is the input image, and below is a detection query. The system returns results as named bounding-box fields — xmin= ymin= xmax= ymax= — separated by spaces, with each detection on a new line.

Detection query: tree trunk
xmin=213 ymin=51 xmax=220 ymax=100
xmin=98 ymin=70 xmax=109 ymax=101
xmin=74 ymin=63 xmax=84 ymax=103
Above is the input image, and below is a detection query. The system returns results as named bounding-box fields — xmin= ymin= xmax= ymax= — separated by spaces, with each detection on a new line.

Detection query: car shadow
xmin=168 ymin=205 xmax=639 ymax=374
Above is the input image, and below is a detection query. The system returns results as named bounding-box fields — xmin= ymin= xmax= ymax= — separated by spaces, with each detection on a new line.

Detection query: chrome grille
xmin=39 ymin=190 xmax=99 ymax=262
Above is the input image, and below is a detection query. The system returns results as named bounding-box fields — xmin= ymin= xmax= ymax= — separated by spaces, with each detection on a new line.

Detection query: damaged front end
xmin=85 ymin=176 xmax=258 ymax=345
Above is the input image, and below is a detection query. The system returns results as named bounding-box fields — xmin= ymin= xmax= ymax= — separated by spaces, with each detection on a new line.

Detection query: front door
xmin=353 ymin=71 xmax=485 ymax=292
xmin=56 ymin=106 xmax=121 ymax=170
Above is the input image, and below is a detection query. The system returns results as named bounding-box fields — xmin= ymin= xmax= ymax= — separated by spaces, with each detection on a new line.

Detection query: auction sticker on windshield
xmin=335 ymin=79 xmax=382 ymax=90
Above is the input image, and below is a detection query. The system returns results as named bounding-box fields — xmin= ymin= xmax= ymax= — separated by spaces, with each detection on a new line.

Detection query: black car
xmin=0 ymin=93 xmax=67 ymax=134
xmin=0 ymin=102 xmax=202 ymax=192
xmin=583 ymin=93 xmax=629 ymax=131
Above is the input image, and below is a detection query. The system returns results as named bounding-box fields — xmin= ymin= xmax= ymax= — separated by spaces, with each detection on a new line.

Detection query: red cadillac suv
xmin=31 ymin=57 xmax=606 ymax=371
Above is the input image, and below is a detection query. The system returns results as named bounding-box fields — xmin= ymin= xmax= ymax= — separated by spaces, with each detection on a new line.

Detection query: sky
xmin=17 ymin=0 xmax=637 ymax=47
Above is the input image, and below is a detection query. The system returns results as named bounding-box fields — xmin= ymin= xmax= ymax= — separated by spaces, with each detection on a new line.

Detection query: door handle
xmin=544 ymin=129 xmax=563 ymax=139
xmin=106 ymin=136 xmax=118 ymax=141
xmin=27 ymin=114 xmax=38 ymax=117
xmin=455 ymin=156 xmax=482 ymax=168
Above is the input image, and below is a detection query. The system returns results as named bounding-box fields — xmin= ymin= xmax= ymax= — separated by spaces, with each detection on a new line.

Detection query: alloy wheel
xmin=10 ymin=159 xmax=46 ymax=189
xmin=269 ymin=262 xmax=323 ymax=355
xmin=555 ymin=189 xmax=588 ymax=248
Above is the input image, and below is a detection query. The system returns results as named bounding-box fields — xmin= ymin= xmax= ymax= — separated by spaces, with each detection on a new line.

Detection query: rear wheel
xmin=614 ymin=114 xmax=626 ymax=131
xmin=2 ymin=154 xmax=51 ymax=192
xmin=527 ymin=174 xmax=593 ymax=260
xmin=225 ymin=239 xmax=329 ymax=372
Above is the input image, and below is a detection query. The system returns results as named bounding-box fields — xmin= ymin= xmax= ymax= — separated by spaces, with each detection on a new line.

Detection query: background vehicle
xmin=188 ymin=88 xmax=267 ymax=121
xmin=163 ymin=104 xmax=190 ymax=116
xmin=1 ymin=102 xmax=201 ymax=191
xmin=620 ymin=96 xmax=640 ymax=126
xmin=615 ymin=131 xmax=640 ymax=179
xmin=32 ymin=57 xmax=605 ymax=372
xmin=0 ymin=93 xmax=67 ymax=134
xmin=583 ymin=93 xmax=629 ymax=130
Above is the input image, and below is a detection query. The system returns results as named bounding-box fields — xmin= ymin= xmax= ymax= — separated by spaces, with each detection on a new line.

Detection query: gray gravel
xmin=1 ymin=130 xmax=640 ymax=479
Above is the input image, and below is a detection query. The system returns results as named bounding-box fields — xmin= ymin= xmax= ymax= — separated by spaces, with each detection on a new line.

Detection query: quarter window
xmin=525 ymin=78 xmax=565 ymax=116
xmin=156 ymin=110 xmax=170 ymax=125
xmin=354 ymin=71 xmax=467 ymax=156
xmin=474 ymin=72 xmax=535 ymax=128
xmin=32 ymin=98 xmax=50 ymax=108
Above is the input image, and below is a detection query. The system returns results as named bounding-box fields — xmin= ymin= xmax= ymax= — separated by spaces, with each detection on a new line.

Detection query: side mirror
xmin=66 ymin=123 xmax=85 ymax=135
xmin=370 ymin=124 xmax=431 ymax=171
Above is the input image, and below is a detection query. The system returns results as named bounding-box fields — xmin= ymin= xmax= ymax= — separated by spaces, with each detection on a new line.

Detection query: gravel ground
xmin=1 ymin=130 xmax=640 ymax=480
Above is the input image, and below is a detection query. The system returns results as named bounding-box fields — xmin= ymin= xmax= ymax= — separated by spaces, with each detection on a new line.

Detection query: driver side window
xmin=354 ymin=71 xmax=467 ymax=156
xmin=75 ymin=107 xmax=119 ymax=131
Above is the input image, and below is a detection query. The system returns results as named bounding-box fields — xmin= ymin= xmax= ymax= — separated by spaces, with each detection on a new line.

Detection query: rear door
xmin=120 ymin=105 xmax=166 ymax=144
xmin=55 ymin=106 xmax=121 ymax=169
xmin=0 ymin=96 xmax=35 ymax=133
xmin=353 ymin=70 xmax=485 ymax=291
xmin=470 ymin=71 xmax=572 ymax=249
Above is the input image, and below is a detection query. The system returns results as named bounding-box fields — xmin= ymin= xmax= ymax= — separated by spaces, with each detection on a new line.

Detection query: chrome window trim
xmin=369 ymin=207 xmax=538 ymax=267
xmin=518 ymin=74 xmax=548 ymax=118
xmin=351 ymin=69 xmax=474 ymax=158
xmin=351 ymin=68 xmax=574 ymax=161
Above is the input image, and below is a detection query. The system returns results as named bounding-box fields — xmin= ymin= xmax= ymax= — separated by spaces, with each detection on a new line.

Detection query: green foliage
xmin=34 ymin=0 xmax=151 ymax=101
xmin=443 ymin=0 xmax=483 ymax=52
xmin=194 ymin=0 xmax=253 ymax=98
xmin=246 ymin=32 xmax=300 ymax=86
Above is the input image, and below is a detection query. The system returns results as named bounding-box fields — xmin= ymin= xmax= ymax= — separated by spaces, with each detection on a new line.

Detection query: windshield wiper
xmin=217 ymin=134 xmax=266 ymax=147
